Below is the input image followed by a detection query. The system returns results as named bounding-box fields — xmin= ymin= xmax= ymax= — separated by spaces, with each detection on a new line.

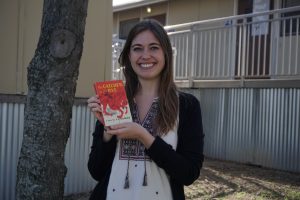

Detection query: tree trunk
xmin=16 ymin=1 xmax=89 ymax=199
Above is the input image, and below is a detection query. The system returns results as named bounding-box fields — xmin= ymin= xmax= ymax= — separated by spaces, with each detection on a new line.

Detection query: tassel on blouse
xmin=124 ymin=155 xmax=130 ymax=189
xmin=123 ymin=141 xmax=150 ymax=189
xmin=124 ymin=173 xmax=130 ymax=189
xmin=142 ymin=154 xmax=148 ymax=186
xmin=142 ymin=172 xmax=147 ymax=186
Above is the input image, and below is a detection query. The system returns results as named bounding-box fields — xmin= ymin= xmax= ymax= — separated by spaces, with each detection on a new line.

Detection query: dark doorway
xmin=235 ymin=0 xmax=274 ymax=78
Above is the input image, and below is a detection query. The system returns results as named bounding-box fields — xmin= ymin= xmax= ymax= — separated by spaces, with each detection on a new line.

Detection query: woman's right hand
xmin=87 ymin=95 xmax=104 ymax=125
xmin=87 ymin=95 xmax=113 ymax=142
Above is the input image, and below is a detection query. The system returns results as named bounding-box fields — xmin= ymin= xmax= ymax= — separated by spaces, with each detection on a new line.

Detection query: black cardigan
xmin=88 ymin=92 xmax=205 ymax=200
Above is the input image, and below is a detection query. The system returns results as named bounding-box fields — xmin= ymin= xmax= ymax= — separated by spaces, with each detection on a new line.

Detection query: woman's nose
xmin=141 ymin=49 xmax=151 ymax=59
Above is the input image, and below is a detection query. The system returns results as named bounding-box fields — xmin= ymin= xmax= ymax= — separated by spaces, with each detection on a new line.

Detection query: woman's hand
xmin=87 ymin=95 xmax=113 ymax=142
xmin=87 ymin=95 xmax=104 ymax=124
xmin=107 ymin=122 xmax=155 ymax=149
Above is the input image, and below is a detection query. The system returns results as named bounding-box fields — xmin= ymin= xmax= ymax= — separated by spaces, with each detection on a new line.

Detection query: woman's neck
xmin=136 ymin=79 xmax=160 ymax=98
xmin=134 ymin=79 xmax=160 ymax=122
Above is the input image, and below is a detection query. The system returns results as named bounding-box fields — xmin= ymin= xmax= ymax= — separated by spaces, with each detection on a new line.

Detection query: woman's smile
xmin=139 ymin=63 xmax=155 ymax=68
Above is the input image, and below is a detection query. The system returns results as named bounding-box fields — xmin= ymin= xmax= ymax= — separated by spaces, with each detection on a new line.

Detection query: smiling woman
xmin=87 ymin=19 xmax=204 ymax=200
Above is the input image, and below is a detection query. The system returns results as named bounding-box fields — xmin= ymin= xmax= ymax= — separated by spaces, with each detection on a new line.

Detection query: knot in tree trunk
xmin=50 ymin=29 xmax=76 ymax=58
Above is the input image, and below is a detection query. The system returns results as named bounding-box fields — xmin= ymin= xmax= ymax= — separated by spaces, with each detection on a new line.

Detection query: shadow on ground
xmin=64 ymin=158 xmax=300 ymax=200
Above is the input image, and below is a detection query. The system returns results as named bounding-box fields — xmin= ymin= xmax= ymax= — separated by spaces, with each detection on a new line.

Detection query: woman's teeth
xmin=140 ymin=63 xmax=153 ymax=68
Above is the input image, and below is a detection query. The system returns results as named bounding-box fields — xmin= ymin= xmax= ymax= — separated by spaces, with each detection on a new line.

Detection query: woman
xmin=87 ymin=19 xmax=204 ymax=200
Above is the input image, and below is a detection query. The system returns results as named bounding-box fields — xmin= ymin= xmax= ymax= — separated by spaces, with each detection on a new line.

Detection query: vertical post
xmin=188 ymin=28 xmax=194 ymax=87
xmin=240 ymin=17 xmax=247 ymax=86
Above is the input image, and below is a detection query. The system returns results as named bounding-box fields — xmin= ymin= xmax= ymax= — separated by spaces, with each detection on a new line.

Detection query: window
xmin=281 ymin=0 xmax=300 ymax=36
xmin=144 ymin=14 xmax=166 ymax=26
xmin=119 ymin=18 xmax=140 ymax=40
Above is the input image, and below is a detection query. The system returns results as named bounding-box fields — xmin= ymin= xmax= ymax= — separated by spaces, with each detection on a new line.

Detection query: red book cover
xmin=93 ymin=80 xmax=132 ymax=126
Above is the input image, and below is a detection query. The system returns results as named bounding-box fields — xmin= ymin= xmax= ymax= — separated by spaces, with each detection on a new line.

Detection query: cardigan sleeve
xmin=145 ymin=92 xmax=204 ymax=186
xmin=87 ymin=121 xmax=117 ymax=181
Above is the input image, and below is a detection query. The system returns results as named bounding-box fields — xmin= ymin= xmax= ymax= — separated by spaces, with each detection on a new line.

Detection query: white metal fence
xmin=165 ymin=6 xmax=300 ymax=81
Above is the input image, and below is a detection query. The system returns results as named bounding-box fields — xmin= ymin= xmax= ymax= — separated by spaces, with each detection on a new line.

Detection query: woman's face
xmin=129 ymin=30 xmax=165 ymax=82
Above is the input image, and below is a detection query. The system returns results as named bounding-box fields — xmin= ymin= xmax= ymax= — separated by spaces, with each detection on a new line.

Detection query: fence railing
xmin=165 ymin=6 xmax=300 ymax=87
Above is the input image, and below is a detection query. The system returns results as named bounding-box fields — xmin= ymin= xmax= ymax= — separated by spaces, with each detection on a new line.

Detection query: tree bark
xmin=16 ymin=1 xmax=89 ymax=199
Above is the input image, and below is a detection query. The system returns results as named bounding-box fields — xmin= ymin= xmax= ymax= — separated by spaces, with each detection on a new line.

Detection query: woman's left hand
xmin=106 ymin=122 xmax=155 ymax=148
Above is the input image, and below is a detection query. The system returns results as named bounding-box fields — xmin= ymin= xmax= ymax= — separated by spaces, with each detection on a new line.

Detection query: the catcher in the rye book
xmin=87 ymin=19 xmax=204 ymax=200
xmin=93 ymin=80 xmax=132 ymax=126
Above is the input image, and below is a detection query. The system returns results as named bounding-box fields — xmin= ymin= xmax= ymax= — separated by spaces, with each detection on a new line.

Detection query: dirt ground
xmin=185 ymin=158 xmax=300 ymax=200
xmin=64 ymin=158 xmax=300 ymax=200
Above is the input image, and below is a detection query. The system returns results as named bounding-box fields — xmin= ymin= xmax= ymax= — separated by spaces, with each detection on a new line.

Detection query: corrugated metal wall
xmin=64 ymin=105 xmax=97 ymax=195
xmin=0 ymin=102 xmax=97 ymax=199
xmin=184 ymin=88 xmax=300 ymax=172
xmin=0 ymin=103 xmax=24 ymax=200
xmin=1 ymin=88 xmax=300 ymax=199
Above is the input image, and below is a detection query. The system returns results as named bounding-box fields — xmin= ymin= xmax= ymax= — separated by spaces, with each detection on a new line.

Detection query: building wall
xmin=77 ymin=0 xmax=113 ymax=97
xmin=1 ymin=87 xmax=300 ymax=199
xmin=113 ymin=0 xmax=235 ymax=35
xmin=0 ymin=0 xmax=112 ymax=98
xmin=0 ymin=0 xmax=21 ymax=94
xmin=168 ymin=0 xmax=234 ymax=25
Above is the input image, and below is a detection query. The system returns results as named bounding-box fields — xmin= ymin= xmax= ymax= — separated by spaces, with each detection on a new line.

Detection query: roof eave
xmin=113 ymin=0 xmax=168 ymax=12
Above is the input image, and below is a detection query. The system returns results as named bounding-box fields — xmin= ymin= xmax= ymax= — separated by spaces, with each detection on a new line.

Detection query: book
xmin=93 ymin=80 xmax=132 ymax=126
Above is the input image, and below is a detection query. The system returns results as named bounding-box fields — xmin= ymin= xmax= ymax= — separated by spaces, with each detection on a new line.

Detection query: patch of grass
xmin=285 ymin=190 xmax=300 ymax=200
xmin=232 ymin=192 xmax=260 ymax=199
xmin=235 ymin=192 xmax=247 ymax=199
xmin=217 ymin=192 xmax=260 ymax=200
xmin=257 ymin=190 xmax=280 ymax=199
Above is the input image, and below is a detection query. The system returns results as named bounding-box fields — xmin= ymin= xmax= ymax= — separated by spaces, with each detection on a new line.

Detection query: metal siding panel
xmin=64 ymin=105 xmax=97 ymax=195
xmin=5 ymin=104 xmax=12 ymax=199
xmin=225 ymin=88 xmax=254 ymax=163
xmin=217 ymin=89 xmax=226 ymax=158
xmin=185 ymin=89 xmax=227 ymax=159
xmin=253 ymin=89 xmax=299 ymax=172
xmin=182 ymin=88 xmax=300 ymax=173
xmin=11 ymin=104 xmax=19 ymax=198
xmin=227 ymin=89 xmax=235 ymax=160
xmin=0 ymin=103 xmax=24 ymax=200
xmin=295 ymin=89 xmax=300 ymax=172
xmin=0 ymin=103 xmax=7 ymax=199
xmin=0 ymin=103 xmax=97 ymax=200
xmin=296 ymin=89 xmax=300 ymax=171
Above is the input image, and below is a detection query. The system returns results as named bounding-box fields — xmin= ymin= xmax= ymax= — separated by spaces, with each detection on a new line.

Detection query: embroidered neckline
xmin=119 ymin=100 xmax=159 ymax=161
xmin=134 ymin=100 xmax=159 ymax=132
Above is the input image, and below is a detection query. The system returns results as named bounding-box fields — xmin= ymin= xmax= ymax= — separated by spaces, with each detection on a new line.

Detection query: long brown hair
xmin=119 ymin=19 xmax=178 ymax=135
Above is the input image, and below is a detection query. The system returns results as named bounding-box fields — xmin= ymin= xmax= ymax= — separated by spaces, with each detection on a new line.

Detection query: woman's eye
xmin=132 ymin=47 xmax=142 ymax=52
xmin=150 ymin=46 xmax=159 ymax=51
